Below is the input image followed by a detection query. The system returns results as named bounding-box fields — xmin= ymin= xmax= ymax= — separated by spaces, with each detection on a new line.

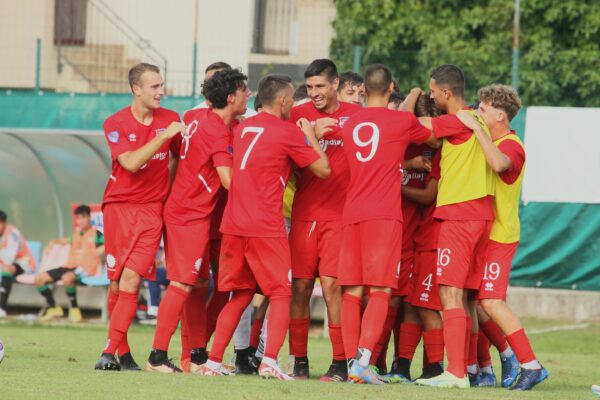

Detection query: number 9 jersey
xmin=341 ymin=108 xmax=432 ymax=225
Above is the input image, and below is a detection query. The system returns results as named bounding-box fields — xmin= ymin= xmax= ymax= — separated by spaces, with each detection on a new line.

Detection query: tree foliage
xmin=330 ymin=0 xmax=600 ymax=106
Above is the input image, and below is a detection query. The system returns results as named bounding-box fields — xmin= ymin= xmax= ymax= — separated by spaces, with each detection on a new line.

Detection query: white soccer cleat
xmin=259 ymin=358 xmax=294 ymax=381
xmin=199 ymin=361 xmax=234 ymax=377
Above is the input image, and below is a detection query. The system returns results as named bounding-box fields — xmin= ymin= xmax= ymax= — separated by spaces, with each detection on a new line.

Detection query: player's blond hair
xmin=478 ymin=84 xmax=522 ymax=122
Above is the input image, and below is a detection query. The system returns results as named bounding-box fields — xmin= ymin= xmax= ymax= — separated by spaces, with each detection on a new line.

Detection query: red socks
xmin=371 ymin=304 xmax=397 ymax=365
xmin=329 ymin=323 xmax=345 ymax=361
xmin=468 ymin=332 xmax=478 ymax=367
xmin=289 ymin=318 xmax=310 ymax=357
xmin=357 ymin=291 xmax=391 ymax=354
xmin=104 ymin=290 xmax=138 ymax=355
xmin=341 ymin=293 xmax=362 ymax=359
xmin=506 ymin=329 xmax=536 ymax=364
xmin=423 ymin=328 xmax=444 ymax=364
xmin=205 ymin=288 xmax=229 ymax=343
xmin=185 ymin=287 xmax=208 ymax=349
xmin=263 ymin=295 xmax=291 ymax=360
xmin=152 ymin=285 xmax=189 ymax=351
xmin=480 ymin=319 xmax=509 ymax=353
xmin=398 ymin=322 xmax=423 ymax=360
xmin=250 ymin=318 xmax=264 ymax=349
xmin=477 ymin=331 xmax=492 ymax=367
xmin=442 ymin=308 xmax=467 ymax=378
xmin=107 ymin=288 xmax=131 ymax=356
xmin=208 ymin=289 xmax=254 ymax=363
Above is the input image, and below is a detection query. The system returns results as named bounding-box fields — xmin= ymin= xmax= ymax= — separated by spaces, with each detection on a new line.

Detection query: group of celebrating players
xmin=93 ymin=57 xmax=548 ymax=391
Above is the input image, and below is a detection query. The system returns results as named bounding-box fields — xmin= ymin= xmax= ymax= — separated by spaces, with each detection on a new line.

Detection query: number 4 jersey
xmin=341 ymin=107 xmax=432 ymax=225
xmin=220 ymin=112 xmax=320 ymax=238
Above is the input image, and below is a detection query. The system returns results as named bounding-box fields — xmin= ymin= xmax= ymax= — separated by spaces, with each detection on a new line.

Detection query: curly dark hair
xmin=202 ymin=68 xmax=247 ymax=109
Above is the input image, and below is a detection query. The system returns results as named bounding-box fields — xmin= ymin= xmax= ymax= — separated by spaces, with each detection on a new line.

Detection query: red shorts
xmin=164 ymin=219 xmax=211 ymax=285
xmin=104 ymin=202 xmax=163 ymax=281
xmin=436 ymin=220 xmax=492 ymax=290
xmin=289 ymin=219 xmax=342 ymax=279
xmin=478 ymin=240 xmax=518 ymax=301
xmin=337 ymin=220 xmax=403 ymax=289
xmin=218 ymin=234 xmax=292 ymax=297
xmin=392 ymin=255 xmax=414 ymax=297
xmin=408 ymin=250 xmax=442 ymax=311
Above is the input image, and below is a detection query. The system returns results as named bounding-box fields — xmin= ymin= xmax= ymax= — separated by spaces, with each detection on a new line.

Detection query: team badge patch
xmin=107 ymin=131 xmax=119 ymax=143
xmin=339 ymin=116 xmax=350 ymax=127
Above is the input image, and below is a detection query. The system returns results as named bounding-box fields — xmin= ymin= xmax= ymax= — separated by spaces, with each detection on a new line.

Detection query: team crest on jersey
xmin=128 ymin=133 xmax=137 ymax=142
xmin=107 ymin=131 xmax=119 ymax=143
xmin=339 ymin=116 xmax=350 ymax=127
xmin=155 ymin=128 xmax=166 ymax=136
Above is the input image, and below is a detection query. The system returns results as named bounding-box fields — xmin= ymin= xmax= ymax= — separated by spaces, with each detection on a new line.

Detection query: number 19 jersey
xmin=341 ymin=107 xmax=432 ymax=225
xmin=220 ymin=112 xmax=320 ymax=238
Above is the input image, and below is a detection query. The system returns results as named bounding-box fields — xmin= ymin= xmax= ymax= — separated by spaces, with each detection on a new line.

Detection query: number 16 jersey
xmin=341 ymin=107 xmax=432 ymax=225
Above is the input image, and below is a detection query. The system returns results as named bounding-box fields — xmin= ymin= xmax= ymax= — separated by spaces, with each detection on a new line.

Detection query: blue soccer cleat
xmin=500 ymin=352 xmax=520 ymax=388
xmin=476 ymin=371 xmax=497 ymax=387
xmin=348 ymin=361 xmax=385 ymax=385
xmin=510 ymin=366 xmax=548 ymax=391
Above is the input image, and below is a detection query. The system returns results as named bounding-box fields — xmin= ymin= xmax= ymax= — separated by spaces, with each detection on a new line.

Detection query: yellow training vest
xmin=282 ymin=174 xmax=297 ymax=219
xmin=437 ymin=111 xmax=495 ymax=207
xmin=490 ymin=135 xmax=525 ymax=243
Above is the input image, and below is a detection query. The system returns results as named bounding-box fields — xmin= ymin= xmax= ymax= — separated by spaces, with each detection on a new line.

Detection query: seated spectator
xmin=0 ymin=210 xmax=38 ymax=318
xmin=35 ymin=205 xmax=104 ymax=322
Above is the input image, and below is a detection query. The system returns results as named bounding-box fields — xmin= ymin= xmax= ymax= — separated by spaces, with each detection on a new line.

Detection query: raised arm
xmin=402 ymin=178 xmax=438 ymax=205
xmin=456 ymin=110 xmax=511 ymax=173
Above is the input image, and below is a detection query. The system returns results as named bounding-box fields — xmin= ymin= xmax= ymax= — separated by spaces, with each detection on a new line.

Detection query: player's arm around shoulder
xmin=455 ymin=110 xmax=511 ymax=173
xmin=297 ymin=118 xmax=331 ymax=179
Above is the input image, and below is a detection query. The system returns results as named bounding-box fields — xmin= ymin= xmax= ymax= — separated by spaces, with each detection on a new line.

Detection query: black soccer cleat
xmin=119 ymin=352 xmax=141 ymax=371
xmin=383 ymin=357 xmax=411 ymax=383
xmin=234 ymin=347 xmax=259 ymax=375
xmin=95 ymin=353 xmax=121 ymax=371
xmin=510 ymin=367 xmax=548 ymax=391
xmin=145 ymin=350 xmax=182 ymax=373
xmin=290 ymin=356 xmax=309 ymax=380
xmin=414 ymin=362 xmax=444 ymax=381
xmin=319 ymin=360 xmax=348 ymax=382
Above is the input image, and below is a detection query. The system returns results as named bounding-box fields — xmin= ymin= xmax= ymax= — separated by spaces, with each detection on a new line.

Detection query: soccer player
xmin=455 ymin=84 xmax=548 ymax=391
xmin=337 ymin=71 xmax=365 ymax=106
xmin=94 ymin=63 xmax=185 ymax=371
xmin=36 ymin=205 xmax=104 ymax=323
xmin=0 ymin=210 xmax=37 ymax=318
xmin=339 ymin=64 xmax=439 ymax=384
xmin=145 ymin=69 xmax=249 ymax=373
xmin=199 ymin=74 xmax=330 ymax=380
xmin=287 ymin=59 xmax=361 ymax=381
xmin=414 ymin=65 xmax=495 ymax=389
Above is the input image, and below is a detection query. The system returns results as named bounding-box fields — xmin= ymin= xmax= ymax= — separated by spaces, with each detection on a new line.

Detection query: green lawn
xmin=0 ymin=318 xmax=596 ymax=399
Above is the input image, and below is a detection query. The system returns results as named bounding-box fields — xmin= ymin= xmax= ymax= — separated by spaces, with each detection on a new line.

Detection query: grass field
xmin=0 ymin=318 xmax=597 ymax=400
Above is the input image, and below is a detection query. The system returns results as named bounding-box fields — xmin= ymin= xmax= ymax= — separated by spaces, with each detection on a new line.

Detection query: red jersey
xmin=341 ymin=107 xmax=432 ymax=225
xmin=497 ymin=132 xmax=525 ymax=184
xmin=220 ymin=112 xmax=320 ymax=237
xmin=414 ymin=151 xmax=442 ymax=252
xmin=290 ymin=101 xmax=361 ymax=221
xmin=401 ymin=144 xmax=437 ymax=257
xmin=102 ymin=106 xmax=181 ymax=206
xmin=431 ymin=113 xmax=494 ymax=221
xmin=163 ymin=108 xmax=233 ymax=226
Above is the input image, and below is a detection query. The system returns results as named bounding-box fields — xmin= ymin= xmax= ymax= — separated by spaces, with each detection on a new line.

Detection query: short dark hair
xmin=293 ymin=84 xmax=308 ymax=102
xmin=201 ymin=69 xmax=248 ymax=109
xmin=205 ymin=61 xmax=231 ymax=74
xmin=338 ymin=72 xmax=363 ymax=93
xmin=304 ymin=59 xmax=338 ymax=81
xmin=430 ymin=64 xmax=465 ymax=97
xmin=257 ymin=74 xmax=293 ymax=106
xmin=0 ymin=210 xmax=6 ymax=222
xmin=253 ymin=95 xmax=262 ymax=112
xmin=415 ymin=94 xmax=434 ymax=118
xmin=74 ymin=205 xmax=91 ymax=216
xmin=364 ymin=64 xmax=393 ymax=96
xmin=388 ymin=91 xmax=405 ymax=107
xmin=128 ymin=63 xmax=160 ymax=92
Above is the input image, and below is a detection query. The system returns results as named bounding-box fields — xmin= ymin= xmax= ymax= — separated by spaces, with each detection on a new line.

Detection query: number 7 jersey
xmin=341 ymin=107 xmax=432 ymax=225
xmin=220 ymin=112 xmax=320 ymax=238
